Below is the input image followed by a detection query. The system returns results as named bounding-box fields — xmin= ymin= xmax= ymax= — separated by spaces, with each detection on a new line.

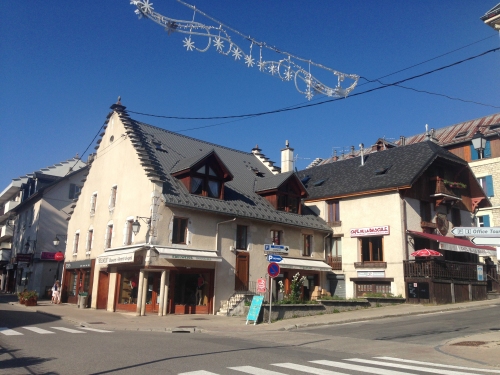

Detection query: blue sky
xmin=1 ymin=1 xmax=499 ymax=189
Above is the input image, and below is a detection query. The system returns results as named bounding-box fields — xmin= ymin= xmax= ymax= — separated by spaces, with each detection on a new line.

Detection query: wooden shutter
xmin=483 ymin=215 xmax=491 ymax=227
xmin=486 ymin=175 xmax=494 ymax=197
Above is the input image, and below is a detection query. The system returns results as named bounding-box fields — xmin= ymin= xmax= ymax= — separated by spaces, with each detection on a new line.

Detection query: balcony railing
xmin=404 ymin=259 xmax=484 ymax=281
xmin=327 ymin=255 xmax=342 ymax=270
xmin=431 ymin=178 xmax=462 ymax=199
xmin=354 ymin=261 xmax=387 ymax=269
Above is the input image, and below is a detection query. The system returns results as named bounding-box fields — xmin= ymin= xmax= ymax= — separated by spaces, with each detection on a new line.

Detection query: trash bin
xmin=78 ymin=292 xmax=88 ymax=308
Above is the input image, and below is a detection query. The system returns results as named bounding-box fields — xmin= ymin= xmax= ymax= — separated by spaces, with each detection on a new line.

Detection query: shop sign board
xmin=97 ymin=253 xmax=134 ymax=265
xmin=40 ymin=252 xmax=56 ymax=261
xmin=65 ymin=260 xmax=92 ymax=269
xmin=16 ymin=254 xmax=32 ymax=263
xmin=451 ymin=227 xmax=500 ymax=237
xmin=246 ymin=295 xmax=264 ymax=325
xmin=471 ymin=237 xmax=500 ymax=246
xmin=351 ymin=226 xmax=390 ymax=237
xmin=477 ymin=265 xmax=484 ymax=281
xmin=357 ymin=271 xmax=385 ymax=278
xmin=264 ymin=244 xmax=289 ymax=253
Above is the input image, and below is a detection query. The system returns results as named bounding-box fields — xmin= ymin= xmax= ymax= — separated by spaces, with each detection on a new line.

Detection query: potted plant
xmin=443 ymin=180 xmax=467 ymax=189
xmin=17 ymin=290 xmax=26 ymax=305
xmin=20 ymin=290 xmax=38 ymax=306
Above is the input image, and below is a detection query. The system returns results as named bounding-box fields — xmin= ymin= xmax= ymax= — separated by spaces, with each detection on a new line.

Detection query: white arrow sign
xmin=471 ymin=237 xmax=500 ymax=246
xmin=451 ymin=227 xmax=500 ymax=237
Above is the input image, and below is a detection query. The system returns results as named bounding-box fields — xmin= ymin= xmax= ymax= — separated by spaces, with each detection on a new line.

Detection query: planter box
xmin=318 ymin=299 xmax=370 ymax=313
xmin=365 ymin=297 xmax=406 ymax=307
xmin=25 ymin=299 xmax=37 ymax=307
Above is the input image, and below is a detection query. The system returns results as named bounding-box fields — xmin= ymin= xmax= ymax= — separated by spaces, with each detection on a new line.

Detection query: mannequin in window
xmin=195 ymin=274 xmax=206 ymax=305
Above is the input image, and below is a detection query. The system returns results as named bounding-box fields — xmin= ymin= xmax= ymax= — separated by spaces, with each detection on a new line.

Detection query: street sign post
xmin=471 ymin=237 xmax=500 ymax=246
xmin=268 ymin=262 xmax=280 ymax=278
xmin=451 ymin=227 xmax=500 ymax=237
xmin=267 ymin=254 xmax=283 ymax=263
xmin=264 ymin=244 xmax=289 ymax=254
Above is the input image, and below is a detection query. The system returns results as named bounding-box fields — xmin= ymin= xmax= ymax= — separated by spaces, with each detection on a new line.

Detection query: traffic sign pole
xmin=269 ymin=276 xmax=272 ymax=324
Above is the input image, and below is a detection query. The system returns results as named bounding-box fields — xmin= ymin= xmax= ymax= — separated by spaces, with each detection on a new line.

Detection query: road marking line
xmin=311 ymin=359 xmax=417 ymax=375
xmin=22 ymin=327 xmax=55 ymax=334
xmin=0 ymin=327 xmax=23 ymax=336
xmin=79 ymin=327 xmax=113 ymax=333
xmin=51 ymin=327 xmax=86 ymax=333
xmin=229 ymin=365 xmax=289 ymax=374
xmin=178 ymin=371 xmax=219 ymax=375
xmin=376 ymin=357 xmax=500 ymax=373
xmin=347 ymin=358 xmax=484 ymax=375
xmin=273 ymin=362 xmax=348 ymax=374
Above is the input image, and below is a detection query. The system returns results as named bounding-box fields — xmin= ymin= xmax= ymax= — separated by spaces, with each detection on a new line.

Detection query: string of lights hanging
xmin=130 ymin=0 xmax=359 ymax=100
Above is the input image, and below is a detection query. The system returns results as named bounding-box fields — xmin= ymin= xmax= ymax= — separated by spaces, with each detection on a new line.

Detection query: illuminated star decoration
xmin=130 ymin=0 xmax=359 ymax=100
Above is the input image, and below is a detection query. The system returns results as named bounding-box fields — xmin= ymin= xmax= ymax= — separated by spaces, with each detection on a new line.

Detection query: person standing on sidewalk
xmin=51 ymin=280 xmax=61 ymax=304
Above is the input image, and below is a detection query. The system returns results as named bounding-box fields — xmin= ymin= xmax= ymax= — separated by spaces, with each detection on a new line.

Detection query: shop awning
xmin=155 ymin=247 xmax=222 ymax=262
xmin=96 ymin=246 xmax=145 ymax=265
xmin=407 ymin=230 xmax=496 ymax=256
xmin=279 ymin=258 xmax=332 ymax=272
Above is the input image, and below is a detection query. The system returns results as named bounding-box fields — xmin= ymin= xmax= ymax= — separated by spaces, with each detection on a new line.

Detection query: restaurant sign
xmin=16 ymin=254 xmax=33 ymax=263
xmin=357 ymin=271 xmax=385 ymax=278
xmin=97 ymin=253 xmax=135 ymax=265
xmin=351 ymin=226 xmax=390 ymax=237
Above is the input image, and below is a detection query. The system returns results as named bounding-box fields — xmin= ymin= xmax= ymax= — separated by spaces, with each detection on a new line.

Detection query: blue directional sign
xmin=268 ymin=262 xmax=280 ymax=278
xmin=267 ymin=254 xmax=283 ymax=263
xmin=264 ymin=244 xmax=289 ymax=254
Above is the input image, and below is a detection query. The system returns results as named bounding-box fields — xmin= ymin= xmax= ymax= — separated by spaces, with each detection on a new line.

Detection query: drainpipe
xmin=399 ymin=189 xmax=409 ymax=260
xmin=213 ymin=218 xmax=237 ymax=314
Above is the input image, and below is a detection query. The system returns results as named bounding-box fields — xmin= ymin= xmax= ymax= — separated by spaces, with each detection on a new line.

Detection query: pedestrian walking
xmin=51 ymin=280 xmax=61 ymax=304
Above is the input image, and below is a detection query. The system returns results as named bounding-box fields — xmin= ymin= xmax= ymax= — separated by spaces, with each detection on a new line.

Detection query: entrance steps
xmin=217 ymin=293 xmax=247 ymax=316
xmin=487 ymin=291 xmax=500 ymax=299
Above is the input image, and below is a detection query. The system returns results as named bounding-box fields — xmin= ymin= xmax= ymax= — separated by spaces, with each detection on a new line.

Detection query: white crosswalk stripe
xmin=51 ymin=327 xmax=86 ymax=333
xmin=0 ymin=327 xmax=23 ymax=336
xmin=22 ymin=327 xmax=55 ymax=334
xmin=177 ymin=356 xmax=500 ymax=375
xmin=376 ymin=357 xmax=500 ymax=373
xmin=79 ymin=327 xmax=113 ymax=333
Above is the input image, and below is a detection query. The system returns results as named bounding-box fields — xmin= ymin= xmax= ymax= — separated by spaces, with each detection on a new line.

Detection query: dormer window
xmin=255 ymin=172 xmax=308 ymax=214
xmin=171 ymin=150 xmax=233 ymax=200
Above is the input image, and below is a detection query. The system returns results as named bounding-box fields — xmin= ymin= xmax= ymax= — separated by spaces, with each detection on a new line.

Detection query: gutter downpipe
xmin=213 ymin=218 xmax=237 ymax=314
xmin=399 ymin=189 xmax=409 ymax=260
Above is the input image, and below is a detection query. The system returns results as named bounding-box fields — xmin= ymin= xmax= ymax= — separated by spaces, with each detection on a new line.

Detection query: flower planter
xmin=25 ymin=298 xmax=37 ymax=307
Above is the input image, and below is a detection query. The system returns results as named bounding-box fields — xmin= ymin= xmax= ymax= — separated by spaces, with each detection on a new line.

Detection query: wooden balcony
xmin=404 ymin=259 xmax=482 ymax=281
xmin=327 ymin=255 xmax=342 ymax=270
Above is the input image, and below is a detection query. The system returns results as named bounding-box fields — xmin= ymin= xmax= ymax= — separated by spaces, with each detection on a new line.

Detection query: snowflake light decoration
xmin=130 ymin=0 xmax=359 ymax=100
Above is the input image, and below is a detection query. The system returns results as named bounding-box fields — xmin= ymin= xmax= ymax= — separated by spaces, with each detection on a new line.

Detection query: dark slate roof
xmin=109 ymin=105 xmax=330 ymax=231
xmin=254 ymin=171 xmax=295 ymax=192
xmin=170 ymin=150 xmax=215 ymax=174
xmin=296 ymin=141 xmax=468 ymax=200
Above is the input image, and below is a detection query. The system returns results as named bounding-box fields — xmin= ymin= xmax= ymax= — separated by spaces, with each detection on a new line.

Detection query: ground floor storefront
xmin=61 ymin=259 xmax=94 ymax=305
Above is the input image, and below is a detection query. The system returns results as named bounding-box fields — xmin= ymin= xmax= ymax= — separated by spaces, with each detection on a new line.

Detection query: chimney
xmin=359 ymin=143 xmax=365 ymax=166
xmin=281 ymin=140 xmax=294 ymax=173
xmin=399 ymin=136 xmax=406 ymax=146
xmin=333 ymin=150 xmax=338 ymax=162
xmin=350 ymin=145 xmax=355 ymax=157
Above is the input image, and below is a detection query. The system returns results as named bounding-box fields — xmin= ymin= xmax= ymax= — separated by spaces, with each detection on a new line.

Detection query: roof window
xmin=454 ymin=131 xmax=468 ymax=139
xmin=313 ymin=179 xmax=326 ymax=186
xmin=375 ymin=166 xmax=391 ymax=175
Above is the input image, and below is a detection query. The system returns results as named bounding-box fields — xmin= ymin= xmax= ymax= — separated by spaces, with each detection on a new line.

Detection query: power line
xmin=127 ymin=47 xmax=500 ymax=125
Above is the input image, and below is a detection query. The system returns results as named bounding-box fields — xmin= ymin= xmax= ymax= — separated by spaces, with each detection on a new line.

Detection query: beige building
xmin=299 ymin=141 xmax=494 ymax=300
xmin=64 ymin=100 xmax=332 ymax=315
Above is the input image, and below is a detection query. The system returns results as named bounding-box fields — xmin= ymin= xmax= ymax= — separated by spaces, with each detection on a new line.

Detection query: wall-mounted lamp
xmin=132 ymin=216 xmax=151 ymax=235
xmin=24 ymin=240 xmax=36 ymax=253
xmin=471 ymin=130 xmax=487 ymax=159
xmin=53 ymin=234 xmax=67 ymax=247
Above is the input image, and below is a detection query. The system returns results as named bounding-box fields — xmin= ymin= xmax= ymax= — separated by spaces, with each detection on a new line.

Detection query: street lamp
xmin=24 ymin=240 xmax=36 ymax=253
xmin=132 ymin=216 xmax=150 ymax=235
xmin=471 ymin=130 xmax=487 ymax=159
xmin=53 ymin=234 xmax=67 ymax=247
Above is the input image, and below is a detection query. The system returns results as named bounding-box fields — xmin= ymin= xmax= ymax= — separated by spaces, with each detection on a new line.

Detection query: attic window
xmin=454 ymin=131 xmax=468 ymax=139
xmin=301 ymin=176 xmax=311 ymax=184
xmin=153 ymin=141 xmax=167 ymax=152
xmin=313 ymin=179 xmax=325 ymax=186
xmin=250 ymin=167 xmax=264 ymax=177
xmin=375 ymin=166 xmax=391 ymax=175
xmin=490 ymin=125 xmax=500 ymax=131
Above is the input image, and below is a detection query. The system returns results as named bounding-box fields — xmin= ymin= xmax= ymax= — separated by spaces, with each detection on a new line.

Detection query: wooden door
xmin=96 ymin=271 xmax=109 ymax=309
xmin=235 ymin=251 xmax=249 ymax=291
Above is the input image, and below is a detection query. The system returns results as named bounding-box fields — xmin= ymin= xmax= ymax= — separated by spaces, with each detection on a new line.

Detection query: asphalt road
xmin=1 ymin=302 xmax=499 ymax=374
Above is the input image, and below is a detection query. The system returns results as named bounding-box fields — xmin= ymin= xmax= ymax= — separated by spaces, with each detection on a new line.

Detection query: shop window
xmin=477 ymin=176 xmax=494 ymax=197
xmin=360 ymin=236 xmax=383 ymax=262
xmin=271 ymin=230 xmax=282 ymax=245
xmin=327 ymin=200 xmax=340 ymax=224
xmin=73 ymin=232 xmax=80 ymax=255
xmin=90 ymin=193 xmax=97 ymax=216
xmin=67 ymin=271 xmax=77 ymax=297
xmin=172 ymin=217 xmax=188 ymax=244
xmin=109 ymin=186 xmax=117 ymax=210
xmin=236 ymin=225 xmax=248 ymax=250
xmin=105 ymin=224 xmax=113 ymax=248
xmin=302 ymin=234 xmax=312 ymax=256
xmin=118 ymin=271 xmax=139 ymax=305
xmin=174 ymin=272 xmax=209 ymax=306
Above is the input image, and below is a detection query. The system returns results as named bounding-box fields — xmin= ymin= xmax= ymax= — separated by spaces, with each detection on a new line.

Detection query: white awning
xmin=96 ymin=246 xmax=145 ymax=265
xmin=279 ymin=258 xmax=332 ymax=272
xmin=155 ymin=247 xmax=222 ymax=262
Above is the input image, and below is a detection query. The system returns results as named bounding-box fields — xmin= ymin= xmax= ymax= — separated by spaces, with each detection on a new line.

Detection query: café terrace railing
xmin=404 ymin=259 xmax=487 ymax=281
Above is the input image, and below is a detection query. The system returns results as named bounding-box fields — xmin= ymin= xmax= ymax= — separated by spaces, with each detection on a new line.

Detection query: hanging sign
xmin=54 ymin=252 xmax=64 ymax=262
xmin=256 ymin=278 xmax=266 ymax=293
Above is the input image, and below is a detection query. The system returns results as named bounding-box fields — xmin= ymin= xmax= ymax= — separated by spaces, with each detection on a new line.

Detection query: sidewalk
xmin=2 ymin=293 xmax=500 ymax=366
